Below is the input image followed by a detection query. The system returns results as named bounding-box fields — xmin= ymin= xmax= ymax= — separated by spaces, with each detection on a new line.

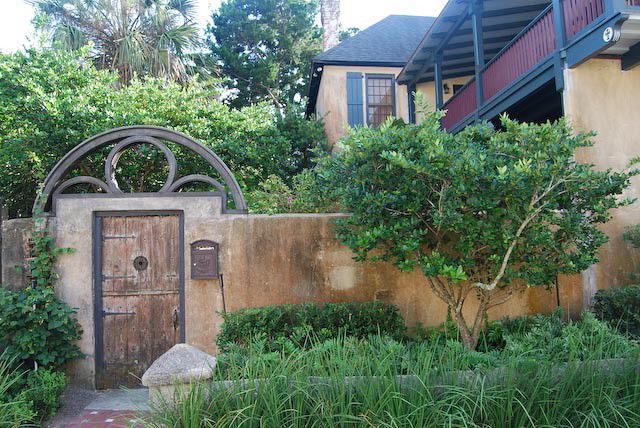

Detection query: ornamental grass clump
xmin=143 ymin=334 xmax=640 ymax=427
xmin=320 ymin=105 xmax=638 ymax=350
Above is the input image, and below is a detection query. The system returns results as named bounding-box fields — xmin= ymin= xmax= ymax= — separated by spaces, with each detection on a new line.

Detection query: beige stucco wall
xmin=415 ymin=76 xmax=474 ymax=120
xmin=316 ymin=65 xmax=409 ymax=144
xmin=49 ymin=194 xmax=566 ymax=387
xmin=315 ymin=65 xmax=473 ymax=144
xmin=563 ymin=58 xmax=640 ymax=306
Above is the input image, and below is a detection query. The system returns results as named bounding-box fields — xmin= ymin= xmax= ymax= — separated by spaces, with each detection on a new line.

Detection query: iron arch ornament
xmin=35 ymin=126 xmax=248 ymax=214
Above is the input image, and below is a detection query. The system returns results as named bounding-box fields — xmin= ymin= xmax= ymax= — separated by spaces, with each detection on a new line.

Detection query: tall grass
xmin=144 ymin=314 xmax=640 ymax=427
xmin=0 ymin=355 xmax=35 ymax=427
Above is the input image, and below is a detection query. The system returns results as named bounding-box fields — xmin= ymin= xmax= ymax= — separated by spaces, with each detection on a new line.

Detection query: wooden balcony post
xmin=552 ymin=0 xmax=566 ymax=47
xmin=408 ymin=83 xmax=417 ymax=124
xmin=471 ymin=0 xmax=485 ymax=115
xmin=434 ymin=51 xmax=444 ymax=110
xmin=552 ymin=0 xmax=566 ymax=90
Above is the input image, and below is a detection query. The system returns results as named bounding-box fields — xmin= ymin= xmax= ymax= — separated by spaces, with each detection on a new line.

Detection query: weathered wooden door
xmin=95 ymin=213 xmax=183 ymax=389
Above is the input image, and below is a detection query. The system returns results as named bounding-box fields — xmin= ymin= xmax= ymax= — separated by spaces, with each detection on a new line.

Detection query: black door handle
xmin=172 ymin=308 xmax=179 ymax=330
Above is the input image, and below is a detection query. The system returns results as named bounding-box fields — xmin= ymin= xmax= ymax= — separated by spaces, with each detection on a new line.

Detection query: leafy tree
xmin=30 ymin=0 xmax=200 ymax=83
xmin=321 ymin=110 xmax=637 ymax=350
xmin=0 ymin=48 xmax=328 ymax=217
xmin=206 ymin=0 xmax=322 ymax=108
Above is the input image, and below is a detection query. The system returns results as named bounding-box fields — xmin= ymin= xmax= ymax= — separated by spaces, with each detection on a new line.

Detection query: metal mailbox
xmin=190 ymin=240 xmax=219 ymax=279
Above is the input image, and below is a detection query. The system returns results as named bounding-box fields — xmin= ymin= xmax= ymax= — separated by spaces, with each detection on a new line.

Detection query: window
xmin=366 ymin=75 xmax=395 ymax=127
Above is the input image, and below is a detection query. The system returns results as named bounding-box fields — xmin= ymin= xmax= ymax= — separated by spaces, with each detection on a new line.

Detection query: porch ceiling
xmin=398 ymin=0 xmax=551 ymax=84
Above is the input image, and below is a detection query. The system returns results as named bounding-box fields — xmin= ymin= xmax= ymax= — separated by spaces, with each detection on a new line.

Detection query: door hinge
xmin=102 ymin=235 xmax=136 ymax=241
xmin=102 ymin=310 xmax=136 ymax=317
xmin=102 ymin=274 xmax=136 ymax=281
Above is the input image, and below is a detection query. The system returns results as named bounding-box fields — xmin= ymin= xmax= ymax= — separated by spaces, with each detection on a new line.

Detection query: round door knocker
xmin=133 ymin=256 xmax=149 ymax=271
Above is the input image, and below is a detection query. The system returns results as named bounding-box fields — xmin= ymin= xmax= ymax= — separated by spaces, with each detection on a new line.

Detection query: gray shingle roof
xmin=314 ymin=15 xmax=436 ymax=66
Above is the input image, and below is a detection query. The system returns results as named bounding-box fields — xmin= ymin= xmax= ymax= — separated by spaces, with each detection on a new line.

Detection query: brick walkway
xmin=46 ymin=388 xmax=149 ymax=428
xmin=63 ymin=410 xmax=146 ymax=427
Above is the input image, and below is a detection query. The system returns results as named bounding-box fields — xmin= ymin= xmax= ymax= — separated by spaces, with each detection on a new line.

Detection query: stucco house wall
xmin=562 ymin=58 xmax=640 ymax=306
xmin=315 ymin=65 xmax=474 ymax=145
xmin=316 ymin=65 xmax=408 ymax=144
xmin=415 ymin=76 xmax=474 ymax=120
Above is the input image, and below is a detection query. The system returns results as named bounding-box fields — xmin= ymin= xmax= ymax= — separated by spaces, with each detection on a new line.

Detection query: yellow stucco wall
xmin=563 ymin=58 xmax=640 ymax=307
xmin=48 ymin=196 xmax=559 ymax=387
xmin=415 ymin=76 xmax=474 ymax=120
xmin=316 ymin=65 xmax=408 ymax=144
xmin=315 ymin=65 xmax=473 ymax=145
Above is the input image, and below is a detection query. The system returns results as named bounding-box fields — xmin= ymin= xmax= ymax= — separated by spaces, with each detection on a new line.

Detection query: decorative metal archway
xmin=35 ymin=126 xmax=248 ymax=214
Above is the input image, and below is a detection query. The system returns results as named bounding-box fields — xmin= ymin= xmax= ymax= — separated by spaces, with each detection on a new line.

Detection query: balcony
xmin=400 ymin=0 xmax=640 ymax=133
xmin=442 ymin=5 xmax=555 ymax=130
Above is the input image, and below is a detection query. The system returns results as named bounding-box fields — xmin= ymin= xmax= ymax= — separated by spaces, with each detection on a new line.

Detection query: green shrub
xmin=246 ymin=170 xmax=338 ymax=214
xmin=23 ymin=369 xmax=67 ymax=421
xmin=593 ymin=285 xmax=640 ymax=337
xmin=0 ymin=356 xmax=35 ymax=427
xmin=217 ymin=301 xmax=406 ymax=351
xmin=502 ymin=311 xmax=638 ymax=362
xmin=0 ymin=286 xmax=82 ymax=368
xmin=0 ymin=48 xmax=330 ymax=217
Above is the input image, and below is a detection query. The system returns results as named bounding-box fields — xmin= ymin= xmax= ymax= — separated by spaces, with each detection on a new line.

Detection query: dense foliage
xmin=207 ymin=0 xmax=322 ymax=108
xmin=0 ymin=356 xmax=68 ymax=426
xmin=0 ymin=357 xmax=34 ymax=427
xmin=0 ymin=48 xmax=328 ymax=217
xmin=321 ymin=110 xmax=637 ymax=349
xmin=216 ymin=301 xmax=406 ymax=351
xmin=246 ymin=170 xmax=337 ymax=214
xmin=594 ymin=285 xmax=640 ymax=338
xmin=0 ymin=285 xmax=82 ymax=369
xmin=0 ymin=217 xmax=82 ymax=368
xmin=32 ymin=0 xmax=200 ymax=83
xmin=22 ymin=368 xmax=68 ymax=422
xmin=145 ymin=313 xmax=640 ymax=427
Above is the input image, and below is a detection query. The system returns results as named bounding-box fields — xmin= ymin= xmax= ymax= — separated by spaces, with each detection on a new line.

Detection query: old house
xmin=308 ymin=0 xmax=640 ymax=314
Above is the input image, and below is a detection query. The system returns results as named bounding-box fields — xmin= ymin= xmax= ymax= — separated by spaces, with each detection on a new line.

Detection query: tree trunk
xmin=451 ymin=293 xmax=489 ymax=350
xmin=320 ymin=0 xmax=340 ymax=51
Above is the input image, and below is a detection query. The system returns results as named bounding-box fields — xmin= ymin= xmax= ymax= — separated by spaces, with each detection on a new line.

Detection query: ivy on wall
xmin=0 ymin=209 xmax=82 ymax=369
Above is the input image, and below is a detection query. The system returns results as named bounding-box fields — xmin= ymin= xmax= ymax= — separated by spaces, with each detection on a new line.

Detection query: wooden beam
xmin=435 ymin=51 xmax=444 ymax=109
xmin=622 ymin=41 xmax=640 ymax=71
xmin=471 ymin=1 xmax=485 ymax=110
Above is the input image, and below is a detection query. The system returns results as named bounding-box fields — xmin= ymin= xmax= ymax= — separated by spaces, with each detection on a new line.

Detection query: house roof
xmin=314 ymin=15 xmax=437 ymax=66
xmin=306 ymin=15 xmax=436 ymax=116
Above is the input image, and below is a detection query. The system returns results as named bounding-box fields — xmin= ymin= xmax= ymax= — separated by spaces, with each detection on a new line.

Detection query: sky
xmin=0 ymin=0 xmax=447 ymax=53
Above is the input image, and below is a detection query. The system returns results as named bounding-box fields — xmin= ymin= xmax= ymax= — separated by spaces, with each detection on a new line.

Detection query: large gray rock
xmin=141 ymin=343 xmax=217 ymax=387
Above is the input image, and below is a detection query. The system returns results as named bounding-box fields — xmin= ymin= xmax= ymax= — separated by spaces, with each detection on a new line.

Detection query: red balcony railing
xmin=481 ymin=6 xmax=555 ymax=102
xmin=563 ymin=0 xmax=605 ymax=39
xmin=441 ymin=79 xmax=476 ymax=130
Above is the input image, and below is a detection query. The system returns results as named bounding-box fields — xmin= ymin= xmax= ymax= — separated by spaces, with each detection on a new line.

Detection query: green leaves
xmin=0 ymin=213 xmax=82 ymax=369
xmin=0 ymin=48 xmax=329 ymax=217
xmin=323 ymin=111 xmax=635 ymax=304
xmin=206 ymin=0 xmax=322 ymax=108
xmin=32 ymin=0 xmax=201 ymax=84
xmin=0 ymin=286 xmax=82 ymax=368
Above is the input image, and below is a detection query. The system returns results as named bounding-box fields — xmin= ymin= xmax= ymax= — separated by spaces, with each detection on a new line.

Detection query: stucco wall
xmin=1 ymin=218 xmax=32 ymax=290
xmin=415 ymin=76 xmax=474 ymax=120
xmin=563 ymin=58 xmax=640 ymax=306
xmin=48 ymin=194 xmax=565 ymax=387
xmin=316 ymin=65 xmax=408 ymax=144
xmin=315 ymin=65 xmax=473 ymax=145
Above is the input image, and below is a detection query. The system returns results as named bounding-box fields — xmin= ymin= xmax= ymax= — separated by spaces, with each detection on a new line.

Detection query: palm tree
xmin=30 ymin=0 xmax=200 ymax=83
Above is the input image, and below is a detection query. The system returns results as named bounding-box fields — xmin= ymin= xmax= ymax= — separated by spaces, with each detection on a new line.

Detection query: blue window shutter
xmin=346 ymin=72 xmax=363 ymax=126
